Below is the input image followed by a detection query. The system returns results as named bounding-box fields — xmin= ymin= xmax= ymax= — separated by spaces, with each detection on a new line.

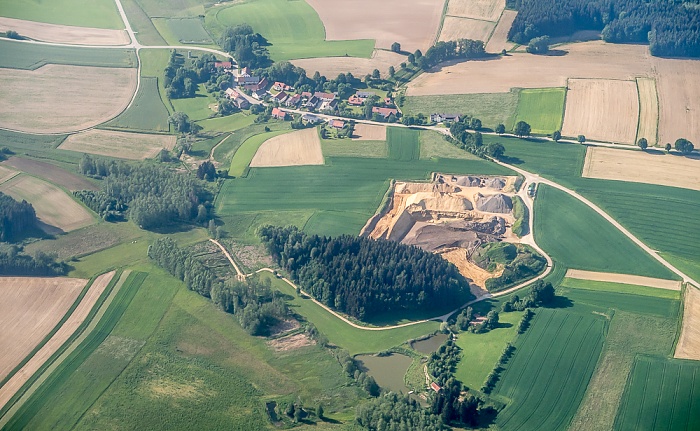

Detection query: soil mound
xmin=441 ymin=175 xmax=507 ymax=190
xmin=403 ymin=216 xmax=507 ymax=252
xmin=405 ymin=193 xmax=473 ymax=213
xmin=395 ymin=182 xmax=458 ymax=194
xmin=475 ymin=194 xmax=512 ymax=213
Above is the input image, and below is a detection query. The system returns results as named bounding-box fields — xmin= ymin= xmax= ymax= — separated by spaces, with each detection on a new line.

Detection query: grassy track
xmin=615 ymin=356 xmax=700 ymax=431
xmin=387 ymin=128 xmax=420 ymax=161
xmin=402 ymin=91 xmax=519 ymax=130
xmin=0 ymin=40 xmax=137 ymax=70
xmin=205 ymin=0 xmax=374 ymax=61
xmin=420 ymin=130 xmax=478 ymax=160
xmin=493 ymin=308 xmax=606 ymax=430
xmin=560 ymin=277 xmax=681 ymax=300
xmin=0 ymin=0 xmax=124 ymax=29
xmin=534 ymin=185 xmax=677 ymax=280
xmin=228 ymin=129 xmax=290 ymax=176
xmin=513 ymin=88 xmax=566 ymax=135
xmin=102 ymin=77 xmax=171 ymax=132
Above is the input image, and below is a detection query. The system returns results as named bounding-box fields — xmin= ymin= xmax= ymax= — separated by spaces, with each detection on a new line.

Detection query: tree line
xmin=258 ymin=226 xmax=472 ymax=321
xmin=507 ymin=0 xmax=700 ymax=57
xmin=75 ymin=155 xmax=213 ymax=230
xmin=0 ymin=244 xmax=67 ymax=276
xmin=356 ymin=392 xmax=447 ymax=430
xmin=0 ymin=192 xmax=37 ymax=242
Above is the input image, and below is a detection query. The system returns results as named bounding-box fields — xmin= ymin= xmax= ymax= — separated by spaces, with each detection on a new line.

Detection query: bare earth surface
xmin=562 ymin=79 xmax=639 ymax=144
xmin=3 ymin=156 xmax=98 ymax=191
xmin=0 ymin=175 xmax=95 ymax=233
xmin=291 ymin=49 xmax=404 ymax=78
xmin=485 ymin=10 xmax=517 ymax=53
xmin=0 ymin=65 xmax=137 ymax=134
xmin=636 ymin=77 xmax=659 ymax=145
xmin=439 ymin=249 xmax=492 ymax=297
xmin=439 ymin=17 xmax=495 ymax=43
xmin=0 ymin=165 xmax=18 ymax=185
xmin=0 ymin=277 xmax=87 ymax=382
xmin=675 ymin=286 xmax=700 ymax=360
xmin=582 ymin=146 xmax=700 ymax=192
xmin=60 ymin=129 xmax=177 ymax=160
xmin=250 ymin=128 xmax=324 ymax=167
xmin=267 ymin=333 xmax=315 ymax=352
xmin=305 ymin=0 xmax=444 ymax=52
xmin=352 ymin=123 xmax=386 ymax=141
xmin=566 ymin=269 xmax=681 ymax=290
xmin=447 ymin=0 xmax=505 ymax=21
xmin=0 ymin=17 xmax=129 ymax=45
xmin=0 ymin=271 xmax=116 ymax=410
xmin=653 ymin=57 xmax=700 ymax=146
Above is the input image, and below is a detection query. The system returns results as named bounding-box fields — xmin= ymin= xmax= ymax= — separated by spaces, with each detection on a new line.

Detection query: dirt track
xmin=0 ymin=17 xmax=129 ymax=46
xmin=675 ymin=286 xmax=700 ymax=360
xmin=565 ymin=269 xmax=681 ymax=290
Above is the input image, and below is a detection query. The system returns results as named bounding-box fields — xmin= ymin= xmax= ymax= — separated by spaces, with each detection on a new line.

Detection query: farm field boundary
xmin=387 ymin=127 xmax=420 ymax=161
xmin=0 ymin=17 xmax=129 ymax=46
xmin=102 ymin=77 xmax=171 ymax=133
xmin=565 ymin=269 xmax=681 ymax=291
xmin=485 ymin=10 xmax=517 ymax=53
xmin=2 ymin=156 xmax=97 ymax=192
xmin=439 ymin=16 xmax=495 ymax=43
xmin=636 ymin=77 xmax=659 ymax=145
xmin=560 ymin=278 xmax=680 ymax=300
xmin=0 ymin=39 xmax=137 ymax=70
xmin=675 ymin=286 xmax=700 ymax=360
xmin=447 ymin=0 xmax=505 ymax=22
xmin=60 ymin=129 xmax=176 ymax=160
xmin=229 ymin=129 xmax=290 ymax=177
xmin=250 ymin=127 xmax=324 ymax=167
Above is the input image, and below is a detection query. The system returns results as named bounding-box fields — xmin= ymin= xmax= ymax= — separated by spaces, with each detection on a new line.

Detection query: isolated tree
xmin=496 ymin=123 xmax=506 ymax=134
xmin=637 ymin=137 xmax=648 ymax=150
xmin=484 ymin=311 xmax=500 ymax=330
xmin=400 ymin=62 xmax=407 ymax=69
xmin=514 ymin=121 xmax=531 ymax=137
xmin=530 ymin=280 xmax=555 ymax=305
xmin=577 ymin=134 xmax=586 ymax=144
xmin=552 ymin=130 xmax=561 ymax=142
xmin=486 ymin=142 xmax=505 ymax=159
xmin=391 ymin=42 xmax=401 ymax=53
xmin=316 ymin=405 xmax=324 ymax=419
xmin=5 ymin=30 xmax=21 ymax=40
xmin=372 ymin=69 xmax=380 ymax=80
xmin=526 ymin=35 xmax=550 ymax=54
xmin=501 ymin=48 xmax=507 ymax=56
xmin=388 ymin=66 xmax=395 ymax=77
xmin=168 ymin=112 xmax=191 ymax=133
xmin=408 ymin=53 xmax=416 ymax=65
xmin=675 ymin=138 xmax=694 ymax=154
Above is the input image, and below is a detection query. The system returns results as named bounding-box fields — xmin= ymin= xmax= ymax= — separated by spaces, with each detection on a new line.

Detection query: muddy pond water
xmin=410 ymin=333 xmax=448 ymax=354
xmin=356 ymin=353 xmax=412 ymax=393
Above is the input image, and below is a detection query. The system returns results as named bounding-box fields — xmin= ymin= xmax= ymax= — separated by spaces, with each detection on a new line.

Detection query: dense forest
xmin=0 ymin=244 xmax=67 ymax=276
xmin=507 ymin=0 xmax=700 ymax=57
xmin=219 ymin=24 xmax=270 ymax=69
xmin=75 ymin=155 xmax=213 ymax=230
xmin=258 ymin=226 xmax=471 ymax=320
xmin=0 ymin=192 xmax=37 ymax=242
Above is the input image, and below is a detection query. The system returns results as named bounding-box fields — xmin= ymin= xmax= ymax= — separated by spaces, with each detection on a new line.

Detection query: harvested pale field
xmin=566 ymin=269 xmax=681 ymax=291
xmin=305 ymin=0 xmax=444 ymax=52
xmin=60 ymin=129 xmax=176 ymax=160
xmin=485 ymin=9 xmax=517 ymax=53
xmin=653 ymin=57 xmax=700 ymax=146
xmin=0 ymin=277 xmax=87 ymax=382
xmin=250 ymin=128 xmax=324 ymax=167
xmin=0 ymin=271 xmax=116 ymax=410
xmin=407 ymin=41 xmax=653 ymax=96
xmin=636 ymin=77 xmax=659 ymax=145
xmin=676 ymin=286 xmax=700 ymax=360
xmin=352 ymin=124 xmax=386 ymax=141
xmin=447 ymin=0 xmax=505 ymax=22
xmin=0 ymin=165 xmax=18 ymax=184
xmin=0 ymin=175 xmax=95 ymax=233
xmin=583 ymin=146 xmax=700 ymax=192
xmin=439 ymin=17 xmax=495 ymax=44
xmin=562 ymin=79 xmax=639 ymax=144
xmin=3 ymin=156 xmax=97 ymax=191
xmin=0 ymin=17 xmax=129 ymax=45
xmin=291 ymin=49 xmax=404 ymax=78
xmin=0 ymin=64 xmax=137 ymax=134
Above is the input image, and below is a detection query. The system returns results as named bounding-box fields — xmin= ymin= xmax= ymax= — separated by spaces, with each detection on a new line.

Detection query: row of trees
xmin=507 ymin=0 xmax=700 ymax=57
xmin=417 ymin=39 xmax=486 ymax=70
xmin=0 ymin=192 xmax=37 ymax=242
xmin=258 ymin=226 xmax=472 ymax=321
xmin=0 ymin=244 xmax=67 ymax=276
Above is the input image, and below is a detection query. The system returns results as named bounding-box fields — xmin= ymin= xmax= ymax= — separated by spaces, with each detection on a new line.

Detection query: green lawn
xmin=401 ymin=91 xmax=520 ymax=130
xmin=454 ymin=310 xmax=523 ymax=390
xmin=228 ymin=129 xmax=290 ymax=176
xmin=321 ymin=139 xmax=388 ymax=159
xmin=0 ymin=39 xmax=136 ymax=70
xmin=534 ymin=185 xmax=677 ymax=280
xmin=560 ymin=277 xmax=681 ymax=300
xmin=387 ymin=127 xmax=420 ymax=161
xmin=0 ymin=0 xmax=124 ymax=29
xmin=205 ymin=0 xmax=374 ymax=61
xmin=170 ymin=85 xmax=217 ymax=121
xmin=196 ymin=113 xmax=255 ymax=133
xmin=420 ymin=130 xmax=478 ymax=160
xmin=102 ymin=77 xmax=171 ymax=132
xmin=513 ymin=88 xmax=566 ymax=135
xmin=134 ymin=0 xmax=208 ymax=18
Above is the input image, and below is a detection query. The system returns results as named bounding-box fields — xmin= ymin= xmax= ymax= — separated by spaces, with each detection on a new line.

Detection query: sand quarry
xmin=0 ymin=17 xmax=129 ymax=46
xmin=250 ymin=127 xmax=324 ymax=167
xmin=363 ymin=174 xmax=518 ymax=293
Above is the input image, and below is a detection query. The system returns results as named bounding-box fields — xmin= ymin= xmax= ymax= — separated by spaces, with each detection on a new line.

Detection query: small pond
xmin=410 ymin=333 xmax=448 ymax=354
xmin=356 ymin=353 xmax=412 ymax=393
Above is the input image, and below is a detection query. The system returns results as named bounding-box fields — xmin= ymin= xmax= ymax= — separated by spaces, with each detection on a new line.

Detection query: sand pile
xmin=439 ymin=175 xmax=507 ymax=190
xmin=405 ymin=192 xmax=473 ymax=213
xmin=395 ymin=181 xmax=458 ymax=194
xmin=475 ymin=193 xmax=512 ymax=213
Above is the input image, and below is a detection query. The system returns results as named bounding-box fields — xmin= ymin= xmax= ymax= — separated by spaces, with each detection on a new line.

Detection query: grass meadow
xmin=420 ymin=130 xmax=478 ymax=160
xmin=197 ymin=113 xmax=255 ymax=133
xmin=321 ymin=139 xmax=388 ymax=158
xmin=120 ymin=0 xmax=167 ymax=45
xmin=387 ymin=127 xmax=420 ymax=161
xmin=0 ymin=39 xmax=137 ymax=70
xmin=103 ymin=77 xmax=171 ymax=132
xmin=170 ymin=85 xmax=217 ymax=121
xmin=0 ymin=0 xmax=124 ymax=29
xmin=402 ymin=91 xmax=519 ymax=130
xmin=513 ymin=88 xmax=566 ymax=135
xmin=163 ymin=18 xmax=214 ymax=44
xmin=560 ymin=277 xmax=681 ymax=300
xmin=205 ymin=0 xmax=374 ymax=60
xmin=0 ymin=130 xmax=78 ymax=168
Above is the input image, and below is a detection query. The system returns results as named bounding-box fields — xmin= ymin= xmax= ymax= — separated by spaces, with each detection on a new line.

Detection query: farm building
xmin=430 ymin=382 xmax=441 ymax=392
xmin=384 ymin=97 xmax=393 ymax=105
xmin=244 ymin=77 xmax=268 ymax=92
xmin=271 ymin=107 xmax=287 ymax=120
xmin=314 ymin=91 xmax=336 ymax=102
xmin=430 ymin=113 xmax=461 ymax=123
xmin=214 ymin=61 xmax=232 ymax=69
xmin=372 ymin=107 xmax=399 ymax=119
xmin=224 ymin=88 xmax=236 ymax=98
xmin=329 ymin=119 xmax=345 ymax=129
xmin=233 ymin=96 xmax=249 ymax=109
xmin=234 ymin=66 xmax=260 ymax=85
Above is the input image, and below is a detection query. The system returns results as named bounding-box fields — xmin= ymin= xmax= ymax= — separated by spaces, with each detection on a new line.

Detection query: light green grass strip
xmin=513 ymin=88 xmax=566 ymax=135
xmin=229 ymin=129 xmax=290 ymax=177
xmin=0 ymin=0 xmax=124 ymax=29
xmin=560 ymin=278 xmax=680 ymax=300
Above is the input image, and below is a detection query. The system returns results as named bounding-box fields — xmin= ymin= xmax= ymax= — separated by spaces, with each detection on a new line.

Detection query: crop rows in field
xmin=103 ymin=77 xmax=171 ymax=132
xmin=493 ymin=308 xmax=606 ymax=431
xmin=387 ymin=128 xmax=420 ymax=161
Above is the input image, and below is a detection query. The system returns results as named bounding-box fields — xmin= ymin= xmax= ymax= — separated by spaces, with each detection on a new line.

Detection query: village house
xmin=430 ymin=382 xmax=441 ymax=393
xmin=384 ymin=97 xmax=393 ymax=106
xmin=244 ymin=77 xmax=268 ymax=93
xmin=214 ymin=61 xmax=232 ymax=69
xmin=329 ymin=119 xmax=345 ymax=129
xmin=233 ymin=66 xmax=260 ymax=85
xmin=319 ymin=99 xmax=338 ymax=111
xmin=272 ymin=91 xmax=288 ymax=103
xmin=348 ymin=95 xmax=364 ymax=106
xmin=355 ymin=91 xmax=375 ymax=99
xmin=430 ymin=113 xmax=461 ymax=123
xmin=224 ymin=87 xmax=236 ymax=98
xmin=301 ymin=91 xmax=312 ymax=99
xmin=372 ymin=106 xmax=399 ymax=119
xmin=302 ymin=113 xmax=323 ymax=124
xmin=314 ymin=91 xmax=336 ymax=102
xmin=272 ymin=81 xmax=293 ymax=92
xmin=285 ymin=93 xmax=302 ymax=107
xmin=271 ymin=107 xmax=287 ymax=120
xmin=233 ymin=96 xmax=249 ymax=110
xmin=305 ymin=95 xmax=320 ymax=110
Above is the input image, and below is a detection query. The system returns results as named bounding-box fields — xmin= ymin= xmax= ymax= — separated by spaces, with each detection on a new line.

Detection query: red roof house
xmin=271 ymin=107 xmax=287 ymax=120
xmin=372 ymin=107 xmax=399 ymax=118
xmin=329 ymin=119 xmax=345 ymax=129
xmin=430 ymin=382 xmax=441 ymax=392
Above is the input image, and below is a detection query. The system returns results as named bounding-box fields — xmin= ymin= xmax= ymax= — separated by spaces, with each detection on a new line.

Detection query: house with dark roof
xmin=302 ymin=113 xmax=323 ymax=124
xmin=305 ymin=95 xmax=320 ymax=110
xmin=355 ymin=91 xmax=375 ymax=99
xmin=233 ymin=96 xmax=249 ymax=109
xmin=285 ymin=94 xmax=302 ymax=107
xmin=272 ymin=91 xmax=288 ymax=103
xmin=314 ymin=91 xmax=336 ymax=102
xmin=430 ymin=113 xmax=461 ymax=123
xmin=271 ymin=107 xmax=287 ymax=120
xmin=244 ymin=77 xmax=268 ymax=92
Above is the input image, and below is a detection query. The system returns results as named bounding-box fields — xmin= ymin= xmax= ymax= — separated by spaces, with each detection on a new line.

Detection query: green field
xmin=420 ymin=130 xmax=478 ymax=160
xmin=228 ymin=129 xmax=290 ymax=176
xmin=513 ymin=88 xmax=566 ymax=135
xmin=0 ymin=39 xmax=137 ymax=70
xmin=103 ymin=77 xmax=171 ymax=132
xmin=160 ymin=18 xmax=214 ymax=44
xmin=0 ymin=130 xmax=78 ymax=168
xmin=196 ymin=113 xmax=255 ymax=133
xmin=534 ymin=185 xmax=677 ymax=280
xmin=205 ymin=0 xmax=374 ymax=60
xmin=321 ymin=139 xmax=388 ymax=158
xmin=493 ymin=308 xmax=606 ymax=430
xmin=615 ymin=356 xmax=700 ymax=431
xmin=170 ymin=85 xmax=217 ymax=121
xmin=401 ymin=91 xmax=519 ymax=130
xmin=0 ymin=0 xmax=124 ymax=29
xmin=387 ymin=127 xmax=420 ymax=161
xmin=212 ymin=122 xmax=290 ymax=164
xmin=454 ymin=310 xmax=523 ymax=390
xmin=121 ymin=0 xmax=167 ymax=45
xmin=134 ymin=0 xmax=208 ymax=18
xmin=560 ymin=277 xmax=681 ymax=300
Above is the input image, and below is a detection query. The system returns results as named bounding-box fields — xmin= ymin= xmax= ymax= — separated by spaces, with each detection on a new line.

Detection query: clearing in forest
xmin=0 ymin=277 xmax=87 ymax=382
xmin=562 ymin=79 xmax=639 ymax=144
xmin=249 ymin=128 xmax=324 ymax=168
xmin=582 ymin=146 xmax=700 ymax=192
xmin=439 ymin=17 xmax=495 ymax=44
xmin=0 ymin=65 xmax=137 ymax=134
xmin=485 ymin=10 xmax=517 ymax=53
xmin=352 ymin=124 xmax=386 ymax=141
xmin=447 ymin=0 xmax=505 ymax=22
xmin=675 ymin=286 xmax=700 ymax=360
xmin=636 ymin=77 xmax=659 ymax=145
xmin=0 ymin=175 xmax=95 ymax=234
xmin=60 ymin=129 xmax=176 ymax=160
xmin=0 ymin=17 xmax=129 ymax=45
